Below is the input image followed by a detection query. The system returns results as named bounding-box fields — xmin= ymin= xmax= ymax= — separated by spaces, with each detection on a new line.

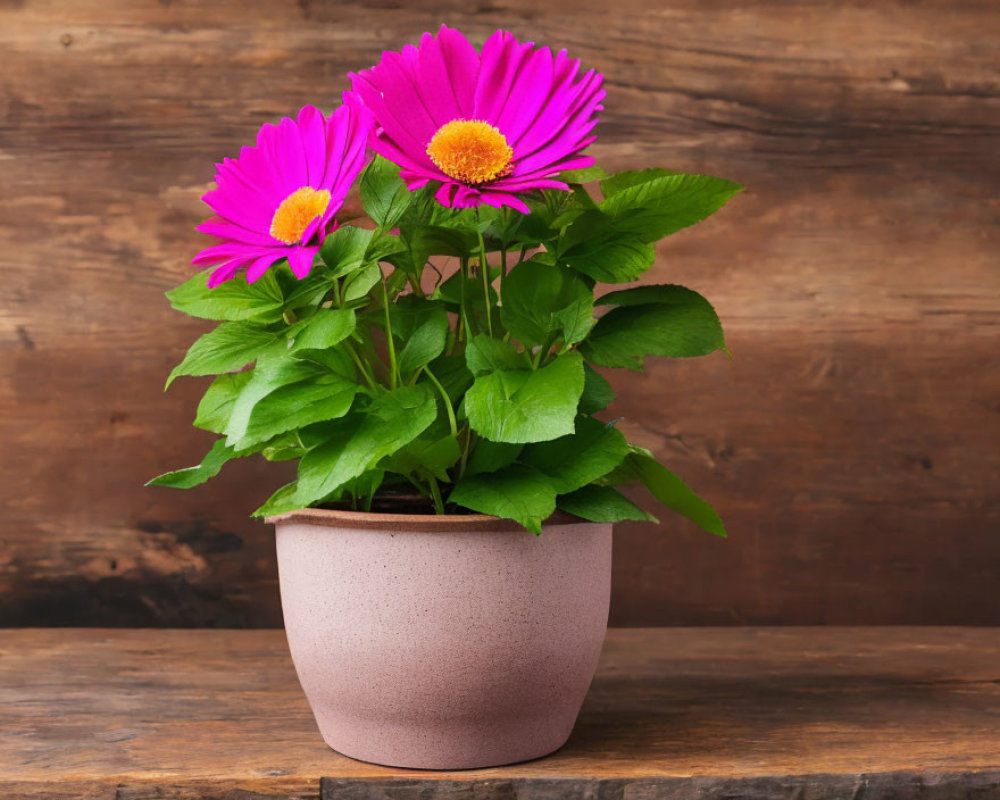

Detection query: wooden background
xmin=1 ymin=0 xmax=997 ymax=627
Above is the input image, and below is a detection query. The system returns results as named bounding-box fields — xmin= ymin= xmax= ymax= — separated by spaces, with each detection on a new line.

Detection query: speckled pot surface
xmin=269 ymin=507 xmax=612 ymax=770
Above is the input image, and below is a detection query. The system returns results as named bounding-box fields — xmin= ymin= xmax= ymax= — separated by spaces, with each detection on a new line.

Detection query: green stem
xmin=423 ymin=366 xmax=457 ymax=437
xmin=381 ymin=275 xmax=399 ymax=389
xmin=459 ymin=426 xmax=476 ymax=478
xmin=458 ymin=256 xmax=470 ymax=344
xmin=499 ymin=246 xmax=508 ymax=308
xmin=532 ymin=333 xmax=559 ymax=369
xmin=403 ymin=474 xmax=432 ymax=505
xmin=475 ymin=210 xmax=493 ymax=336
xmin=427 ymin=475 xmax=445 ymax=515
xmin=343 ymin=340 xmax=377 ymax=391
xmin=355 ymin=333 xmax=386 ymax=383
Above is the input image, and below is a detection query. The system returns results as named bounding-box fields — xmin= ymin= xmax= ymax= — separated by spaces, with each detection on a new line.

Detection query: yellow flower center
xmin=269 ymin=187 xmax=331 ymax=244
xmin=426 ymin=119 xmax=514 ymax=185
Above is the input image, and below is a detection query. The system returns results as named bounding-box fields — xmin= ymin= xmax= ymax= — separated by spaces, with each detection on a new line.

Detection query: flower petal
xmin=193 ymin=101 xmax=371 ymax=287
xmin=474 ymin=30 xmax=536 ymax=124
xmin=207 ymin=260 xmax=244 ymax=288
xmin=296 ymin=105 xmax=329 ymax=186
xmin=245 ymin=251 xmax=285 ymax=283
xmin=287 ymin=244 xmax=318 ymax=279
xmin=197 ymin=217 xmax=276 ymax=247
xmin=411 ymin=26 xmax=478 ymax=124
xmin=350 ymin=28 xmax=603 ymax=211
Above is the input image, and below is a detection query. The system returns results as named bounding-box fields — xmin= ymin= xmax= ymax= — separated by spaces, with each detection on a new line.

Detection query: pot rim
xmin=265 ymin=506 xmax=588 ymax=532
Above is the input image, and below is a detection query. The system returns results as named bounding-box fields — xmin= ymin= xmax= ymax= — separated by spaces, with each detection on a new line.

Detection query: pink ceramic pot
xmin=269 ymin=507 xmax=612 ymax=769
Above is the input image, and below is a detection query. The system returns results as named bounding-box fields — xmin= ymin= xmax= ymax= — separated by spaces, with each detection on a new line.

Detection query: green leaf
xmin=579 ymin=364 xmax=615 ymax=414
xmin=393 ymin=224 xmax=478 ymax=274
xmin=615 ymin=449 xmax=726 ymax=537
xmin=295 ymin=385 xmax=437 ymax=505
xmin=581 ymin=284 xmax=725 ymax=369
xmin=559 ymin=165 xmax=609 ymax=184
xmin=194 ymin=372 xmax=254 ymax=433
xmin=557 ymin=484 xmax=656 ymax=523
xmin=252 ymin=481 xmax=300 ymax=518
xmin=465 ymin=351 xmax=585 ymax=444
xmin=223 ymin=357 xmax=321 ymax=446
xmin=320 ymin=226 xmax=374 ymax=278
xmin=275 ymin=264 xmax=336 ymax=312
xmin=386 ymin=432 xmax=461 ymax=482
xmin=166 ymin=269 xmax=285 ymax=322
xmin=290 ymin=346 xmax=355 ymax=381
xmin=560 ymin=232 xmax=656 ymax=284
xmin=241 ymin=376 xmax=359 ymax=449
xmin=386 ymin=295 xmax=443 ymax=339
xmin=599 ymin=168 xmax=679 ymax=198
xmin=465 ymin=440 xmax=522 ymax=476
xmin=260 ymin=433 xmax=306 ymax=462
xmin=521 ymin=416 xmax=629 ymax=493
xmin=146 ymin=439 xmax=236 ymax=489
xmin=477 ymin=205 xmax=525 ymax=247
xmin=360 ymin=155 xmax=414 ymax=229
xmin=427 ymin=354 xmax=474 ymax=404
xmin=342 ymin=262 xmax=382 ymax=302
xmin=432 ymin=265 xmax=500 ymax=311
xmin=340 ymin=469 xmax=387 ymax=507
xmin=397 ymin=306 xmax=449 ymax=377
xmin=289 ymin=308 xmax=356 ymax=353
xmin=465 ymin=334 xmax=526 ymax=377
xmin=500 ymin=259 xmax=594 ymax=348
xmin=366 ymin=230 xmax=407 ymax=262
xmin=449 ymin=465 xmax=557 ymax=534
xmin=519 ymin=189 xmax=595 ymax=242
xmin=592 ymin=172 xmax=743 ymax=244
xmin=166 ymin=322 xmax=280 ymax=388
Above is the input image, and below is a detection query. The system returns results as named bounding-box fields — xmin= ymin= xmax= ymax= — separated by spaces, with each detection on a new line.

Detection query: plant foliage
xmin=151 ymin=160 xmax=741 ymax=534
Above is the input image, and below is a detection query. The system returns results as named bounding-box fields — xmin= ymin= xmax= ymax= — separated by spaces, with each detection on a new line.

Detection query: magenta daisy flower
xmin=193 ymin=97 xmax=374 ymax=288
xmin=348 ymin=26 xmax=604 ymax=214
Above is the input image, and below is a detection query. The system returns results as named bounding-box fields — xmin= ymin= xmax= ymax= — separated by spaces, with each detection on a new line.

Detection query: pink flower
xmin=348 ymin=26 xmax=604 ymax=214
xmin=193 ymin=97 xmax=374 ymax=288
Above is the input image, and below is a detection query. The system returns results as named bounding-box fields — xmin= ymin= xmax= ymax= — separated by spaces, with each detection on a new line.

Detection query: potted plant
xmin=150 ymin=26 xmax=741 ymax=769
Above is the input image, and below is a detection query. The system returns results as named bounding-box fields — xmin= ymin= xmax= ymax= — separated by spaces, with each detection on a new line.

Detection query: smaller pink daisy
xmin=193 ymin=97 xmax=374 ymax=288
xmin=348 ymin=26 xmax=605 ymax=214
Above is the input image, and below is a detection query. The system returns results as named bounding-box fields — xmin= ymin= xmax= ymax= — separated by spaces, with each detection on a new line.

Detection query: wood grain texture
xmin=1 ymin=628 xmax=999 ymax=798
xmin=0 ymin=0 xmax=998 ymax=626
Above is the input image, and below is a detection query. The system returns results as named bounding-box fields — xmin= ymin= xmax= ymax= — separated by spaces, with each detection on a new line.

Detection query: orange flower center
xmin=426 ymin=119 xmax=514 ymax=185
xmin=269 ymin=187 xmax=331 ymax=244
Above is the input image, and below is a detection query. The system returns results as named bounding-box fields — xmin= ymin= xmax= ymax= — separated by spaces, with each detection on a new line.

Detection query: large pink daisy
xmin=347 ymin=26 xmax=604 ymax=214
xmin=193 ymin=97 xmax=374 ymax=287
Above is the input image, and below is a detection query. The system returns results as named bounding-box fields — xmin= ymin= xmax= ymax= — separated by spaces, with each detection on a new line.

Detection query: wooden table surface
xmin=1 ymin=628 xmax=999 ymax=799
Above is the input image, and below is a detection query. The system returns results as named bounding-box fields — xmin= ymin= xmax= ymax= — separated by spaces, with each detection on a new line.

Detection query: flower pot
xmin=268 ymin=506 xmax=612 ymax=769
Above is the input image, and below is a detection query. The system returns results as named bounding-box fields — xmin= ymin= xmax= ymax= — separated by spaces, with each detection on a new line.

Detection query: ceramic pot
xmin=268 ymin=507 xmax=612 ymax=769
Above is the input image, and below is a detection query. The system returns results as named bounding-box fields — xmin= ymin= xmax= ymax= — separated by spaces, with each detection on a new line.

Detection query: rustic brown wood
xmin=0 ymin=1 xmax=998 ymax=626
xmin=1 ymin=628 xmax=999 ymax=798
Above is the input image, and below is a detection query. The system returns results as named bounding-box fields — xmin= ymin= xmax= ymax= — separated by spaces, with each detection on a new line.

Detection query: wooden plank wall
xmin=0 ymin=0 xmax=997 ymax=627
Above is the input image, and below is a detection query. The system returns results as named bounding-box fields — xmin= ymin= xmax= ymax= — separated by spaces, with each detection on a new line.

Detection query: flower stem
xmin=343 ymin=340 xmax=377 ymax=391
xmin=459 ymin=426 xmax=476 ymax=478
xmin=427 ymin=475 xmax=445 ymax=515
xmin=423 ymin=365 xmax=457 ymax=437
xmin=475 ymin=210 xmax=493 ymax=336
xmin=532 ymin=333 xmax=559 ymax=369
xmin=381 ymin=274 xmax=399 ymax=389
xmin=458 ymin=256 xmax=470 ymax=344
